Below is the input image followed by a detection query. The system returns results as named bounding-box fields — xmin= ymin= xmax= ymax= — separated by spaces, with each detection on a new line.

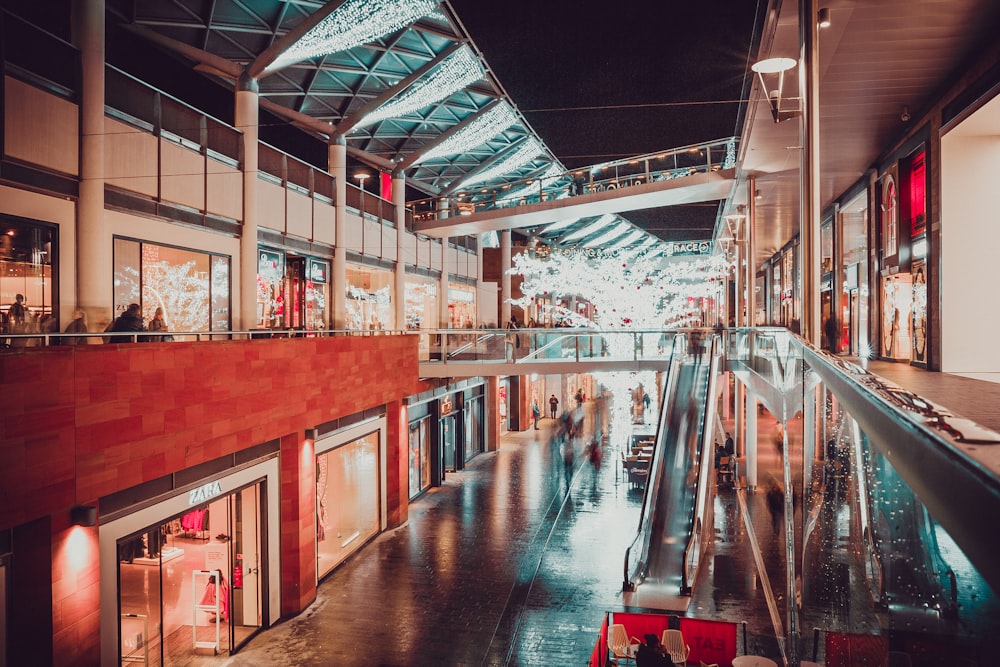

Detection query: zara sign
xmin=188 ymin=481 xmax=224 ymax=506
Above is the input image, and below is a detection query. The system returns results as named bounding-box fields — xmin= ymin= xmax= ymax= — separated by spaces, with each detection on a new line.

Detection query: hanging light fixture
xmin=270 ymin=0 xmax=438 ymax=72
xmin=751 ymin=57 xmax=798 ymax=123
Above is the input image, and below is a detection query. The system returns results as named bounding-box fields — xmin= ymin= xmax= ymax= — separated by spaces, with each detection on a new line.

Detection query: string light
xmin=356 ymin=46 xmax=485 ymax=129
xmin=541 ymin=216 xmax=585 ymax=234
xmin=270 ymin=0 xmax=438 ymax=72
xmin=559 ymin=214 xmax=615 ymax=243
xmin=417 ymin=102 xmax=519 ymax=164
xmin=495 ymin=164 xmax=564 ymax=204
xmin=457 ymin=137 xmax=544 ymax=189
xmin=583 ymin=222 xmax=633 ymax=247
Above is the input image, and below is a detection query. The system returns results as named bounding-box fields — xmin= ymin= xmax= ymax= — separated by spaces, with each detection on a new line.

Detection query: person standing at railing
xmin=504 ymin=315 xmax=520 ymax=361
xmin=108 ymin=303 xmax=150 ymax=343
xmin=148 ymin=307 xmax=174 ymax=342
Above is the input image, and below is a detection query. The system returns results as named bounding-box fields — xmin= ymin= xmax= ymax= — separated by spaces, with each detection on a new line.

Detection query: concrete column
xmin=392 ymin=167 xmax=406 ymax=330
xmin=735 ymin=377 xmax=745 ymax=456
xmin=279 ymin=431 xmax=316 ymax=616
xmin=75 ymin=0 xmax=110 ymax=330
xmin=799 ymin=0 xmax=821 ymax=346
xmin=329 ymin=135 xmax=347 ymax=328
xmin=235 ymin=73 xmax=259 ymax=331
xmin=501 ymin=230 xmax=512 ymax=324
xmin=735 ymin=218 xmax=744 ymax=327
xmin=486 ymin=376 xmax=501 ymax=452
xmin=746 ymin=391 xmax=758 ymax=490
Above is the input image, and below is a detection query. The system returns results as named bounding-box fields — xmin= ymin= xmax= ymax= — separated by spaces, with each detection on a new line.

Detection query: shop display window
xmin=408 ymin=418 xmax=432 ymax=499
xmin=404 ymin=279 xmax=438 ymax=330
xmin=1 ymin=218 xmax=56 ymax=337
xmin=316 ymin=433 xmax=380 ymax=579
xmin=117 ymin=483 xmax=263 ymax=664
xmin=447 ymin=284 xmax=476 ymax=329
xmin=113 ymin=237 xmax=231 ymax=334
xmin=346 ymin=265 xmax=393 ymax=331
xmin=256 ymin=249 xmax=284 ymax=328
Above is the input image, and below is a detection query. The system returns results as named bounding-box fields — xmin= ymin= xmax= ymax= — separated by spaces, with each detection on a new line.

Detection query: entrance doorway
xmin=117 ymin=483 xmax=264 ymax=664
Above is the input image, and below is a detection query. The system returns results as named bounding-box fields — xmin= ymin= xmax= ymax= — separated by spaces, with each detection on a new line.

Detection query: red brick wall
xmin=0 ymin=334 xmax=422 ymax=663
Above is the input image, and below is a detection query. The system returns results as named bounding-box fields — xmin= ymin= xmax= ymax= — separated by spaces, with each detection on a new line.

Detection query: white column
xmin=799 ymin=0 xmax=821 ymax=345
xmin=746 ymin=391 xmax=759 ymax=490
xmin=747 ymin=176 xmax=758 ymax=326
xmin=501 ymin=230 xmax=512 ymax=325
xmin=235 ymin=72 xmax=259 ymax=332
xmin=75 ymin=0 xmax=110 ymax=329
xmin=392 ymin=167 xmax=406 ymax=330
xmin=329 ymin=135 xmax=347 ymax=329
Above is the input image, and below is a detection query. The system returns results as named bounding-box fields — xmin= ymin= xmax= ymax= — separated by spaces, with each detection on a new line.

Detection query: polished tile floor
xmin=215 ymin=362 xmax=1000 ymax=666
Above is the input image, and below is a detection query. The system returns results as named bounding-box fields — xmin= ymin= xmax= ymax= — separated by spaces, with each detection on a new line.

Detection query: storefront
xmin=99 ymin=457 xmax=281 ymax=665
xmin=839 ymin=192 xmax=869 ymax=356
xmin=404 ymin=274 xmax=438 ymax=331
xmin=346 ymin=264 xmax=394 ymax=330
xmin=0 ymin=216 xmax=56 ymax=337
xmin=447 ymin=282 xmax=476 ymax=329
xmin=408 ymin=405 xmax=436 ymax=499
xmin=114 ymin=237 xmax=231 ymax=334
xmin=315 ymin=418 xmax=386 ymax=580
xmin=256 ymin=247 xmax=329 ymax=331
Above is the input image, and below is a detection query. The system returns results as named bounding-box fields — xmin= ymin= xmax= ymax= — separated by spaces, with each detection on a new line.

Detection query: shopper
xmin=532 ymin=402 xmax=540 ymax=430
xmin=109 ymin=303 xmax=149 ymax=343
xmin=549 ymin=394 xmax=559 ymax=419
xmin=148 ymin=306 xmax=173 ymax=341
xmin=63 ymin=309 xmax=89 ymax=345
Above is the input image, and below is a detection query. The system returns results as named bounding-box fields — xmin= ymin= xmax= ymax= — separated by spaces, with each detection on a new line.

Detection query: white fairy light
xmin=541 ymin=216 xmax=585 ymax=234
xmin=496 ymin=165 xmax=564 ymax=204
xmin=457 ymin=138 xmax=544 ymax=189
xmin=583 ymin=222 xmax=633 ymax=247
xmin=356 ymin=46 xmax=485 ymax=129
xmin=560 ymin=214 xmax=615 ymax=243
xmin=416 ymin=102 xmax=519 ymax=164
xmin=614 ymin=230 xmax=647 ymax=248
xmin=271 ymin=0 xmax=438 ymax=71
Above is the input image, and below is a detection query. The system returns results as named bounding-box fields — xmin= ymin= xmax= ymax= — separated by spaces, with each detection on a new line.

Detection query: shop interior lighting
xmin=560 ymin=214 xmax=616 ymax=243
xmin=356 ymin=46 xmax=484 ymax=129
xmin=583 ymin=222 xmax=633 ymax=247
xmin=269 ymin=0 xmax=438 ymax=72
xmin=417 ymin=103 xmax=519 ymax=164
xmin=457 ymin=138 xmax=544 ymax=189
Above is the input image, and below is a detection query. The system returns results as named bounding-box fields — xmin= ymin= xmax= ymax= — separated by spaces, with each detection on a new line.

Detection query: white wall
xmin=940 ymin=133 xmax=1000 ymax=372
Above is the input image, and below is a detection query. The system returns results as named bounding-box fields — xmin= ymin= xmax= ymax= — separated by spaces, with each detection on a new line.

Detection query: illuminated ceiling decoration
xmin=356 ymin=46 xmax=485 ymax=129
xmin=583 ymin=222 xmax=633 ymax=247
xmin=496 ymin=165 xmax=564 ymax=204
xmin=541 ymin=216 xmax=585 ymax=234
xmin=560 ymin=214 xmax=615 ymax=243
xmin=416 ymin=102 xmax=519 ymax=164
xmin=615 ymin=230 xmax=647 ymax=247
xmin=457 ymin=137 xmax=545 ymax=189
xmin=270 ymin=0 xmax=438 ymax=72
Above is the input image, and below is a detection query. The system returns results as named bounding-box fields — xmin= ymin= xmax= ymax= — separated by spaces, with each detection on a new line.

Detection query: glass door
xmin=229 ymin=485 xmax=262 ymax=649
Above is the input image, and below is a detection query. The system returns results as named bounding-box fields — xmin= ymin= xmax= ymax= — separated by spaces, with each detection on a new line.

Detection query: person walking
xmin=532 ymin=402 xmax=540 ymax=430
xmin=63 ymin=309 xmax=89 ymax=345
xmin=765 ymin=477 xmax=784 ymax=534
xmin=549 ymin=394 xmax=559 ymax=419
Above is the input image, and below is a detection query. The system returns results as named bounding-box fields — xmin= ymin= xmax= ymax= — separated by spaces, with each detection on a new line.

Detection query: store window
xmin=447 ymin=284 xmax=476 ymax=329
xmin=346 ymin=265 xmax=393 ymax=331
xmin=408 ymin=418 xmax=433 ymax=499
xmin=821 ymin=222 xmax=833 ymax=274
xmin=113 ymin=238 xmax=230 ymax=334
xmin=404 ymin=278 xmax=438 ymax=330
xmin=1 ymin=217 xmax=56 ymax=338
xmin=316 ymin=432 xmax=380 ymax=578
xmin=118 ymin=482 xmax=264 ymax=664
xmin=256 ymin=249 xmax=285 ymax=328
xmin=464 ymin=397 xmax=483 ymax=462
xmin=305 ymin=258 xmax=329 ymax=330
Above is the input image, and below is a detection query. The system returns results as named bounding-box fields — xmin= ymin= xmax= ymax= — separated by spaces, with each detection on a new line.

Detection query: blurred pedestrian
xmin=63 ymin=309 xmax=89 ymax=345
xmin=766 ymin=477 xmax=784 ymax=534
xmin=109 ymin=303 xmax=149 ymax=343
xmin=532 ymin=402 xmax=540 ymax=430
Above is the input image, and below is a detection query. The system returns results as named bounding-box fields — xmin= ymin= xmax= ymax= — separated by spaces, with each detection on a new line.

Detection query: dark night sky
xmin=448 ymin=0 xmax=763 ymax=170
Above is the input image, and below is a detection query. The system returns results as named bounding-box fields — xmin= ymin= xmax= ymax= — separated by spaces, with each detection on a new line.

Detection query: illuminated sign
xmin=664 ymin=241 xmax=712 ymax=256
xmin=308 ymin=259 xmax=328 ymax=284
xmin=440 ymin=395 xmax=454 ymax=416
xmin=188 ymin=481 xmax=223 ymax=506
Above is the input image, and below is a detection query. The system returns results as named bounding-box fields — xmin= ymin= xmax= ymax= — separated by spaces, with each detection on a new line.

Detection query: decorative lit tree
xmin=508 ymin=247 xmax=730 ymax=447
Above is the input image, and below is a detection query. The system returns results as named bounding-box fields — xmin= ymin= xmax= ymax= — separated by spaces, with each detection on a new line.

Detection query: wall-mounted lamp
xmin=754 ymin=189 xmax=763 ymax=200
xmin=818 ymin=7 xmax=831 ymax=28
xmin=71 ymin=505 xmax=97 ymax=527
xmin=751 ymin=57 xmax=798 ymax=123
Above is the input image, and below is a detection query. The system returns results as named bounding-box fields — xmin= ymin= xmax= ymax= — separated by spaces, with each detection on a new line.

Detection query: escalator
xmin=624 ymin=334 xmax=721 ymax=608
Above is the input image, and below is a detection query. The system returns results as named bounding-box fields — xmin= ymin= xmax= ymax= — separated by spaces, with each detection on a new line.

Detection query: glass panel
xmin=305 ymin=259 xmax=328 ymax=330
xmin=141 ymin=244 xmax=211 ymax=333
xmin=118 ymin=532 xmax=162 ymax=666
xmin=257 ymin=249 xmax=285 ymax=329
xmin=408 ymin=422 xmax=423 ymax=499
xmin=211 ymin=256 xmax=230 ymax=331
xmin=230 ymin=485 xmax=262 ymax=648
xmin=346 ymin=266 xmax=393 ymax=330
xmin=442 ymin=416 xmax=456 ymax=472
xmin=316 ymin=434 xmax=380 ymax=578
xmin=113 ymin=238 xmax=142 ymax=321
xmin=1 ymin=219 xmax=57 ymax=338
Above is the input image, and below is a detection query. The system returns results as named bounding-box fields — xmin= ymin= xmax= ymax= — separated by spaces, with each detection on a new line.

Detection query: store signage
xmin=664 ymin=240 xmax=712 ymax=256
xmin=308 ymin=259 xmax=328 ymax=284
xmin=188 ymin=481 xmax=223 ymax=506
xmin=440 ymin=395 xmax=454 ymax=416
